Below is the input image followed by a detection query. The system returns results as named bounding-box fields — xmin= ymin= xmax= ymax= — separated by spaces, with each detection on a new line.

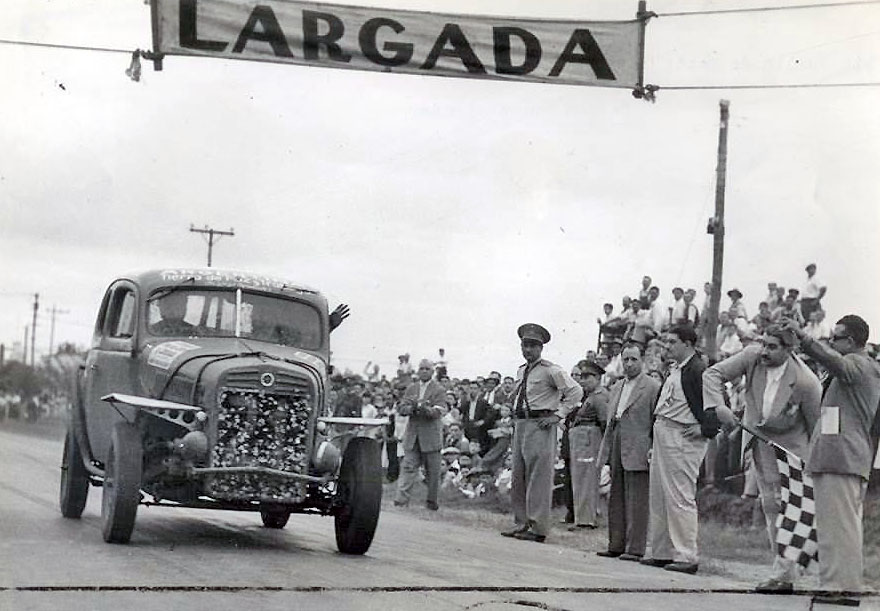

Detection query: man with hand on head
xmin=500 ymin=324 xmax=583 ymax=543
xmin=394 ymin=358 xmax=447 ymax=511
xmin=703 ymin=324 xmax=821 ymax=593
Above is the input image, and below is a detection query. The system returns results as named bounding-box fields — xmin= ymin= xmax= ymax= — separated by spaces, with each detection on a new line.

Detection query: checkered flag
xmin=772 ymin=443 xmax=819 ymax=570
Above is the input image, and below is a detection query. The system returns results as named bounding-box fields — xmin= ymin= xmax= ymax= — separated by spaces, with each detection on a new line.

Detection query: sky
xmin=1 ymin=0 xmax=879 ymax=378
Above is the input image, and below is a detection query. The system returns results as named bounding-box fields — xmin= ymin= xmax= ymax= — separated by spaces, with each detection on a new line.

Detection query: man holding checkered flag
xmin=704 ymin=324 xmax=821 ymax=594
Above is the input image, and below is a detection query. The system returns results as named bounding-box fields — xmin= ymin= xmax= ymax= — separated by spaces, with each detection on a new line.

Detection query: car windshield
xmin=147 ymin=288 xmax=323 ymax=349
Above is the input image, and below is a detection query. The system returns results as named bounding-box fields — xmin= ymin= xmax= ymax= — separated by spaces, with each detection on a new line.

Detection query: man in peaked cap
xmin=500 ymin=324 xmax=583 ymax=543
xmin=394 ymin=358 xmax=447 ymax=510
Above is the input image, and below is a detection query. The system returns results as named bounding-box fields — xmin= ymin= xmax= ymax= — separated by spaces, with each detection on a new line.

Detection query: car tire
xmin=334 ymin=438 xmax=382 ymax=555
xmin=101 ymin=422 xmax=143 ymax=543
xmin=260 ymin=508 xmax=291 ymax=529
xmin=59 ymin=424 xmax=90 ymax=518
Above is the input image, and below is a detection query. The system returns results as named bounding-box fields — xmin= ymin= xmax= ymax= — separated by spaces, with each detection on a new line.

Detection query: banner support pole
xmin=149 ymin=0 xmax=164 ymax=70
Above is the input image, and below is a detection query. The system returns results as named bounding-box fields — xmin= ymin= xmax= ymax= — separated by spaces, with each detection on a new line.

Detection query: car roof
xmin=117 ymin=268 xmax=325 ymax=303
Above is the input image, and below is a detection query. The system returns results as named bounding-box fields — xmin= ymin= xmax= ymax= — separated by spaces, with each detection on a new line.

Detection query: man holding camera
xmin=394 ymin=358 xmax=447 ymax=510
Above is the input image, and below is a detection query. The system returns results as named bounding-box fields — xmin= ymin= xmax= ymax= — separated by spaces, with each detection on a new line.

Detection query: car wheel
xmin=334 ymin=438 xmax=382 ymax=555
xmin=59 ymin=425 xmax=89 ymax=518
xmin=260 ymin=508 xmax=291 ymax=529
xmin=101 ymin=422 xmax=143 ymax=543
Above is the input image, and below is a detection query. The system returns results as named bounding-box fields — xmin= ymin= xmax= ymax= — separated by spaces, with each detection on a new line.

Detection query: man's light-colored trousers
xmin=648 ymin=417 xmax=707 ymax=564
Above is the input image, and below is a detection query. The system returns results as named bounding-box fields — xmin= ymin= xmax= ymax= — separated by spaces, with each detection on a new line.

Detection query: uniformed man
xmin=568 ymin=360 xmax=609 ymax=530
xmin=500 ymin=323 xmax=583 ymax=543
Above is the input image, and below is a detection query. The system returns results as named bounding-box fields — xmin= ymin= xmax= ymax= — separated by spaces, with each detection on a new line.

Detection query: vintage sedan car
xmin=60 ymin=268 xmax=385 ymax=554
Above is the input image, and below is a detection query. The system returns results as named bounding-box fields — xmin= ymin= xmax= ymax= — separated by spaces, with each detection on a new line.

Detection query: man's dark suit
xmin=598 ymin=372 xmax=661 ymax=556
xmin=461 ymin=396 xmax=492 ymax=451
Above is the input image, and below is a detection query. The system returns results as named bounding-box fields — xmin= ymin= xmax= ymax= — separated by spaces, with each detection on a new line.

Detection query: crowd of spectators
xmin=328 ymin=262 xmax=877 ymax=512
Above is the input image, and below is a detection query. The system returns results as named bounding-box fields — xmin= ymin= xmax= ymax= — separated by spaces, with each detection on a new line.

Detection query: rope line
xmin=0 ymin=38 xmax=132 ymax=55
xmin=657 ymin=82 xmax=880 ymax=90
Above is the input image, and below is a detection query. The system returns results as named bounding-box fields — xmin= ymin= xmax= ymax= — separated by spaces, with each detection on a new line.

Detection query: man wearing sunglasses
xmin=788 ymin=315 xmax=880 ymax=595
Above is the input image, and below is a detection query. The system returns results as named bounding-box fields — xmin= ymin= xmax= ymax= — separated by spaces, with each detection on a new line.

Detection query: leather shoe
xmin=640 ymin=558 xmax=674 ymax=568
xmin=513 ymin=530 xmax=546 ymax=543
xmin=619 ymin=553 xmax=643 ymax=562
xmin=567 ymin=524 xmax=597 ymax=532
xmin=755 ymin=578 xmax=794 ymax=595
xmin=500 ymin=525 xmax=529 ymax=538
xmin=596 ymin=550 xmax=622 ymax=558
xmin=425 ymin=501 xmax=439 ymax=511
xmin=393 ymin=500 xmax=408 ymax=507
xmin=664 ymin=562 xmax=699 ymax=574
xmin=559 ymin=515 xmax=574 ymax=524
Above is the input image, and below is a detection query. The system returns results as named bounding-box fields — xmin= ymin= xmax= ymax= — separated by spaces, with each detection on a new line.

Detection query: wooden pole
xmin=704 ymin=100 xmax=730 ymax=362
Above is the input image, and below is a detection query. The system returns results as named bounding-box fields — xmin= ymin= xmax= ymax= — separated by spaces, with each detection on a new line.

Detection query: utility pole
xmin=48 ymin=305 xmax=69 ymax=356
xmin=189 ymin=224 xmax=234 ymax=267
xmin=704 ymin=100 xmax=730 ymax=362
xmin=23 ymin=325 xmax=28 ymax=365
xmin=30 ymin=293 xmax=39 ymax=367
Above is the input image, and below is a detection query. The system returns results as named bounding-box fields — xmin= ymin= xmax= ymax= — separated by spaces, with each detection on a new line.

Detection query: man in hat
xmin=567 ymin=360 xmax=610 ymax=530
xmin=500 ymin=324 xmax=583 ymax=543
xmin=703 ymin=324 xmax=821 ymax=593
xmin=394 ymin=358 xmax=447 ymax=510
xmin=727 ymin=288 xmax=748 ymax=322
xmin=800 ymin=263 xmax=827 ymax=322
xmin=772 ymin=291 xmax=805 ymax=327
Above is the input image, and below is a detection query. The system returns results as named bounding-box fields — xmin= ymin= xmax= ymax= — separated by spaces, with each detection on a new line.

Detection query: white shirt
xmin=671 ymin=298 xmax=686 ymax=324
xmin=655 ymin=355 xmax=698 ymax=424
xmin=802 ymin=275 xmax=824 ymax=300
xmin=418 ymin=381 xmax=429 ymax=401
xmin=615 ymin=377 xmax=637 ymax=418
xmin=762 ymin=361 xmax=788 ymax=420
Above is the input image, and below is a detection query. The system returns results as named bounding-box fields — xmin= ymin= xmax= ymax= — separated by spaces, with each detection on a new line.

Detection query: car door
xmin=82 ymin=281 xmax=140 ymax=464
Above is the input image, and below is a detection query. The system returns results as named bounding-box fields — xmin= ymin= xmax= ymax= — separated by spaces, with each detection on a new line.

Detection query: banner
xmin=152 ymin=0 xmax=644 ymax=88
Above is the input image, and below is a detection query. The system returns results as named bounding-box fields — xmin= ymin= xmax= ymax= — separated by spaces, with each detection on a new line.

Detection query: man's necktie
xmin=515 ymin=363 xmax=531 ymax=418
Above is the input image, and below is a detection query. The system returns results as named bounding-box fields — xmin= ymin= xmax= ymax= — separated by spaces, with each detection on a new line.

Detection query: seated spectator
xmin=771 ymin=291 xmax=805 ymax=327
xmin=442 ymin=391 xmax=462 ymax=427
xmin=751 ymin=301 xmax=774 ymax=334
xmin=726 ymin=287 xmax=748 ymax=323
xmin=625 ymin=300 xmax=655 ymax=346
xmin=445 ymin=422 xmax=470 ymax=453
xmin=717 ymin=311 xmax=744 ymax=358
xmin=804 ymin=309 xmax=832 ymax=342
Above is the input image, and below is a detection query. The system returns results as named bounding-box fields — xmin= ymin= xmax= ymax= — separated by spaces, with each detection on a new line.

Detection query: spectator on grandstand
xmin=772 ymin=291 xmax=805 ymax=327
xmin=804 ymin=308 xmax=833 ymax=342
xmin=442 ymin=390 xmax=462 ymax=427
xmin=435 ymin=348 xmax=448 ymax=378
xmin=606 ymin=339 xmax=625 ymax=379
xmin=726 ymin=288 xmax=748 ymax=322
xmin=598 ymin=302 xmax=615 ymax=326
xmin=682 ymin=289 xmax=700 ymax=327
xmin=670 ymin=287 xmax=686 ymax=326
xmin=800 ymin=263 xmax=827 ymax=322
xmin=648 ymin=286 xmax=667 ymax=333
xmin=751 ymin=302 xmax=774 ymax=334
xmin=765 ymin=282 xmax=780 ymax=310
xmin=638 ymin=276 xmax=652 ymax=307
xmin=496 ymin=375 xmax=516 ymax=406
xmin=717 ymin=311 xmax=744 ymax=358
xmin=397 ymin=353 xmax=413 ymax=385
xmin=626 ymin=299 xmax=656 ymax=346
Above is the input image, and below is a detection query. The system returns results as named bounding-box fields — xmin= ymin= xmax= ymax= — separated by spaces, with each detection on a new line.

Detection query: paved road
xmin=0 ymin=429 xmax=875 ymax=611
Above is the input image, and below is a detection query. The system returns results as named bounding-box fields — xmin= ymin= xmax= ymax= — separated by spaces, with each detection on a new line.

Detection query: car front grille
xmin=207 ymin=387 xmax=313 ymax=503
xmin=222 ymin=368 xmax=311 ymax=394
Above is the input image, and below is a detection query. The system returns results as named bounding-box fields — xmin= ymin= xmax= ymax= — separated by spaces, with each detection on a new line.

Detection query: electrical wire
xmin=657 ymin=82 xmax=880 ymax=90
xmin=0 ymin=38 xmax=132 ymax=55
xmin=655 ymin=0 xmax=880 ymax=18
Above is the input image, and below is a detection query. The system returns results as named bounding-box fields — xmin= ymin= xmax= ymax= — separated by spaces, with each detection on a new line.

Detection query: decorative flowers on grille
xmin=209 ymin=388 xmax=311 ymax=502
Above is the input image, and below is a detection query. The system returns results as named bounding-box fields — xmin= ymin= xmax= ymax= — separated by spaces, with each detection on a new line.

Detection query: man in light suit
xmin=703 ymin=324 xmax=821 ymax=594
xmin=789 ymin=315 xmax=880 ymax=595
xmin=597 ymin=344 xmax=661 ymax=560
xmin=394 ymin=358 xmax=448 ymax=510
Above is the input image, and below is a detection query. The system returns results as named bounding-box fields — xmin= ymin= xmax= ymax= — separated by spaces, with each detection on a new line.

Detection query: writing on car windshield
xmin=147 ymin=289 xmax=322 ymax=349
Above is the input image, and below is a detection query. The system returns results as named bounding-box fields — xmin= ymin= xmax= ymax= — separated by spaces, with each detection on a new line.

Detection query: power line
xmin=655 ymin=0 xmax=880 ymax=18
xmin=657 ymin=82 xmax=880 ymax=90
xmin=0 ymin=38 xmax=131 ymax=55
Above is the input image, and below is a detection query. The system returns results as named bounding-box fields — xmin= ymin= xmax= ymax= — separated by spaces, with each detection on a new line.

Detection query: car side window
xmin=108 ymin=289 xmax=136 ymax=339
